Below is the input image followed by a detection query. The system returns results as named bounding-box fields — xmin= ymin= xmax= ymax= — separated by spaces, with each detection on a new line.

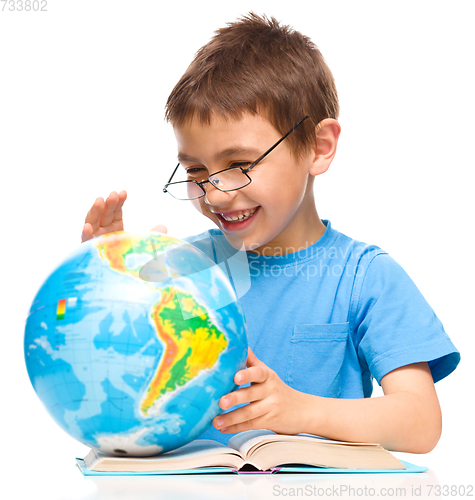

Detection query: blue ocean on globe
xmin=24 ymin=231 xmax=248 ymax=456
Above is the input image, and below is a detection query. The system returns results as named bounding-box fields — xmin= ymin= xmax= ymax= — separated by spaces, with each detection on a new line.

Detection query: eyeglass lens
xmin=166 ymin=167 xmax=251 ymax=200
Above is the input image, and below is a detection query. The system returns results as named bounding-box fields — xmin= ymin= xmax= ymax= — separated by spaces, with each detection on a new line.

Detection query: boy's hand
xmin=151 ymin=224 xmax=168 ymax=234
xmin=212 ymin=348 xmax=309 ymax=435
xmin=81 ymin=190 xmax=127 ymax=242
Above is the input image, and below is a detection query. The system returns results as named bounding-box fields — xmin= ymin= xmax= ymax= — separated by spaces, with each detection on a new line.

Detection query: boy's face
xmin=173 ymin=112 xmax=325 ymax=255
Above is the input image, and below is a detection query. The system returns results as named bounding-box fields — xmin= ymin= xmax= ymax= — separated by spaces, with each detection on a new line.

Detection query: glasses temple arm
xmin=166 ymin=163 xmax=180 ymax=184
xmin=245 ymin=116 xmax=310 ymax=171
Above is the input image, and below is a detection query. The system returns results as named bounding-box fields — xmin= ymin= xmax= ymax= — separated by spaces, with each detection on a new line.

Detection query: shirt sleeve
xmin=351 ymin=252 xmax=460 ymax=385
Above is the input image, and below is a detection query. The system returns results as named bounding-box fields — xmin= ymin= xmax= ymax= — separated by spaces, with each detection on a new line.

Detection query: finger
xmin=213 ymin=401 xmax=267 ymax=432
xmin=81 ymin=223 xmax=93 ymax=243
xmin=99 ymin=192 xmax=120 ymax=227
xmin=219 ymin=384 xmax=264 ymax=411
xmin=218 ymin=415 xmax=266 ymax=434
xmin=235 ymin=364 xmax=268 ymax=386
xmin=85 ymin=197 xmax=105 ymax=227
xmin=151 ymin=224 xmax=168 ymax=234
xmin=112 ymin=190 xmax=127 ymax=222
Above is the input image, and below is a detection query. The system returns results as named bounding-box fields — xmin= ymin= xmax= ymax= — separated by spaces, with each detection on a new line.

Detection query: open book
xmin=78 ymin=430 xmax=419 ymax=474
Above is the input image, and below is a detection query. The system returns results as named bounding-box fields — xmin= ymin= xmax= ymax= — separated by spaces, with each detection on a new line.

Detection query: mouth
xmin=214 ymin=206 xmax=260 ymax=230
xmin=216 ymin=206 xmax=259 ymax=222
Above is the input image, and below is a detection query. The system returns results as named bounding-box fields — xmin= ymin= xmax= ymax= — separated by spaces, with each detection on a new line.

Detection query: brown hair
xmin=165 ymin=13 xmax=339 ymax=158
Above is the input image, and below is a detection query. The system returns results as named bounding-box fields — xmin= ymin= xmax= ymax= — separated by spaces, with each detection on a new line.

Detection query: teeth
xmin=221 ymin=208 xmax=257 ymax=222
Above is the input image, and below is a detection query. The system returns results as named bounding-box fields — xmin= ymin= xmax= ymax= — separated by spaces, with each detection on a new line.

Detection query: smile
xmin=219 ymin=207 xmax=259 ymax=222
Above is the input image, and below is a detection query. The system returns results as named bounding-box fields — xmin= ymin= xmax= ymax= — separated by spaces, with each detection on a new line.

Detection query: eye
xmin=229 ymin=162 xmax=252 ymax=168
xmin=186 ymin=167 xmax=206 ymax=175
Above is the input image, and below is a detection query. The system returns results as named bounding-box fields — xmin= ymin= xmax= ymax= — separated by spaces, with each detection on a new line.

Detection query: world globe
xmin=24 ymin=231 xmax=248 ymax=456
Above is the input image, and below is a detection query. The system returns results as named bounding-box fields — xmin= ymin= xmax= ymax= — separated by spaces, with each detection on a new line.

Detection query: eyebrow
xmin=177 ymin=146 xmax=262 ymax=165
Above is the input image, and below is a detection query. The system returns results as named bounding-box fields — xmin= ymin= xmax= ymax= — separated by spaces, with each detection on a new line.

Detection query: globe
xmin=24 ymin=231 xmax=248 ymax=456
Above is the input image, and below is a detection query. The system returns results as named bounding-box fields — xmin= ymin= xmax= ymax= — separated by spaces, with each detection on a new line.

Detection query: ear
xmin=308 ymin=118 xmax=341 ymax=177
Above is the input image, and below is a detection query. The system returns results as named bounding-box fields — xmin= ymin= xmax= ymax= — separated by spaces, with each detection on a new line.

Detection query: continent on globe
xmin=95 ymin=231 xmax=177 ymax=281
xmin=140 ymin=287 xmax=228 ymax=417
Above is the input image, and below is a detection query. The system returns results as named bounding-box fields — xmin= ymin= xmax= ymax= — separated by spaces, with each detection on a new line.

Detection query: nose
xmin=202 ymin=182 xmax=238 ymax=207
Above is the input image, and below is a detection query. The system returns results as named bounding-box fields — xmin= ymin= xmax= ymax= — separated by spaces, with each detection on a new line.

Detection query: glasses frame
xmin=163 ymin=116 xmax=310 ymax=201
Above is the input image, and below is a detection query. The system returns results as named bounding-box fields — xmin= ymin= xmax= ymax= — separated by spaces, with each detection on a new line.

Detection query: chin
xmin=219 ymin=232 xmax=262 ymax=253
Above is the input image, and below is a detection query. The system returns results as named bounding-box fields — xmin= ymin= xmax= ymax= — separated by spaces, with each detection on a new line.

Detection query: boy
xmin=81 ymin=13 xmax=459 ymax=453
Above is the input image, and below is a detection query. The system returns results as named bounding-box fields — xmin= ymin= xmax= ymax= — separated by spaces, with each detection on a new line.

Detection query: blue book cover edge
xmin=75 ymin=458 xmax=427 ymax=476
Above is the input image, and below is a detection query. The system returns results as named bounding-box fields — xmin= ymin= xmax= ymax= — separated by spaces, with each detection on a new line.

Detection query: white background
xmin=1 ymin=1 xmax=474 ymax=498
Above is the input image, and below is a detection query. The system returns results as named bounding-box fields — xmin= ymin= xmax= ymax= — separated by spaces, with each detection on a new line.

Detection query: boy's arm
xmin=212 ymin=349 xmax=442 ymax=454
xmin=305 ymin=362 xmax=442 ymax=453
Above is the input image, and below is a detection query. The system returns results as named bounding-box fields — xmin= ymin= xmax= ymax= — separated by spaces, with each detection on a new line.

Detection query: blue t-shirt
xmin=184 ymin=220 xmax=460 ymax=444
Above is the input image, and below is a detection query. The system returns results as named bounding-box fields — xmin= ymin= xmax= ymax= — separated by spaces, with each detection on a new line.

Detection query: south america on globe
xmin=24 ymin=231 xmax=248 ymax=456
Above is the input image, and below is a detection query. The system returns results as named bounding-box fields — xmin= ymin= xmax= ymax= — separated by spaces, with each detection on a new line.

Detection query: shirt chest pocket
xmin=285 ymin=323 xmax=350 ymax=398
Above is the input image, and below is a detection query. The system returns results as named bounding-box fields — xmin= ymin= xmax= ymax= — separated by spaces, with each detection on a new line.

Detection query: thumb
xmin=151 ymin=224 xmax=168 ymax=234
xmin=246 ymin=347 xmax=261 ymax=367
xmin=81 ymin=223 xmax=92 ymax=243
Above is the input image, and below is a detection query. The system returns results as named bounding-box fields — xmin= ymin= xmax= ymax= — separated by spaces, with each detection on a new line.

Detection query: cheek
xmin=260 ymin=177 xmax=305 ymax=210
xmin=252 ymin=163 xmax=306 ymax=202
xmin=249 ymin=174 xmax=283 ymax=202
xmin=286 ymin=169 xmax=311 ymax=201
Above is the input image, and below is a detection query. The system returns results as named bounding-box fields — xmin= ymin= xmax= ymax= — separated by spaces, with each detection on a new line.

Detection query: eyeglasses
xmin=163 ymin=116 xmax=310 ymax=201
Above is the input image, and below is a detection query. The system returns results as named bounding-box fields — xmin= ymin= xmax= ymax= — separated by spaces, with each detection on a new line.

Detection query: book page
xmin=227 ymin=432 xmax=405 ymax=471
xmin=228 ymin=430 xmax=276 ymax=455
xmin=156 ymin=440 xmax=239 ymax=461
xmin=87 ymin=439 xmax=240 ymax=467
xmin=85 ymin=439 xmax=250 ymax=472
xmin=228 ymin=431 xmax=379 ymax=458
